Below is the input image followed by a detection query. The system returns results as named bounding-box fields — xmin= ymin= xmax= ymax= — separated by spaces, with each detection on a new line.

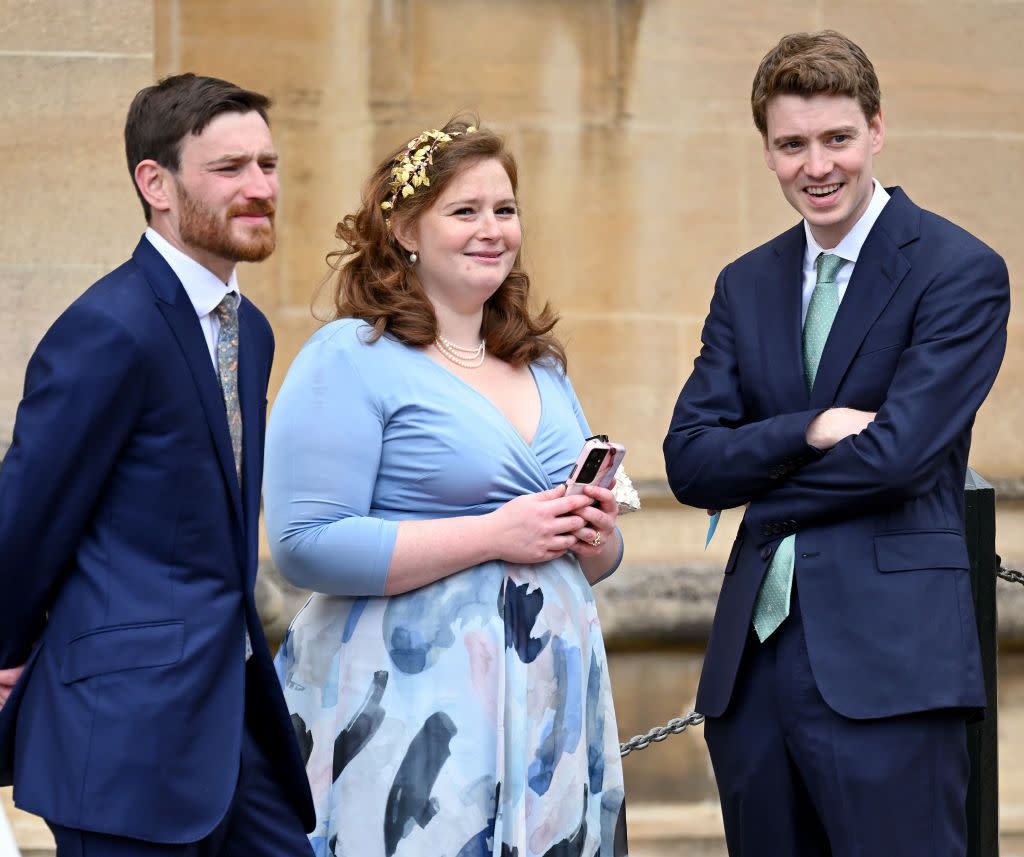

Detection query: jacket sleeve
xmin=743 ymin=247 xmax=1010 ymax=543
xmin=0 ymin=302 xmax=145 ymax=666
xmin=663 ymin=264 xmax=824 ymax=511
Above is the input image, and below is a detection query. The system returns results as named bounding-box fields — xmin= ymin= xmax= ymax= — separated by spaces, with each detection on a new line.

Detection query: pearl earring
xmin=409 ymin=251 xmax=418 ymax=264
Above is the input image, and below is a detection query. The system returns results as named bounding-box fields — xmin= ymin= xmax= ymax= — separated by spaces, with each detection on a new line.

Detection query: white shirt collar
xmin=803 ymin=179 xmax=890 ymax=268
xmin=144 ymin=227 xmax=240 ymax=318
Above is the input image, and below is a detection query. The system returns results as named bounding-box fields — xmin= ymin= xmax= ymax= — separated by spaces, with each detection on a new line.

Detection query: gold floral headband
xmin=380 ymin=126 xmax=477 ymax=227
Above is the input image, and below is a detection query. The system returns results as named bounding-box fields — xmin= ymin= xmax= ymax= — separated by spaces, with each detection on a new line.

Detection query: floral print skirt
xmin=275 ymin=556 xmax=628 ymax=857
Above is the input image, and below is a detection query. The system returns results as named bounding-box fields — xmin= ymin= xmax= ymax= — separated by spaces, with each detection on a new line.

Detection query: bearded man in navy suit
xmin=0 ymin=74 xmax=314 ymax=856
xmin=664 ymin=30 xmax=1010 ymax=857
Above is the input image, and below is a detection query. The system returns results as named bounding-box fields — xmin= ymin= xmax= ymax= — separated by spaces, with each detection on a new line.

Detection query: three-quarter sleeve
xmin=263 ymin=332 xmax=398 ymax=596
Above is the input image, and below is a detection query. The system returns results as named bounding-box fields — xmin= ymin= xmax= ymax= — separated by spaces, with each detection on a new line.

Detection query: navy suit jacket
xmin=0 ymin=238 xmax=314 ymax=841
xmin=664 ymin=188 xmax=1009 ymax=720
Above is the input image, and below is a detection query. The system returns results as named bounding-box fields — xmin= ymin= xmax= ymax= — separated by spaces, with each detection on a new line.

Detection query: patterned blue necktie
xmin=752 ymin=253 xmax=847 ymax=642
xmin=213 ymin=295 xmax=251 ymax=660
xmin=213 ymin=295 xmax=242 ymax=486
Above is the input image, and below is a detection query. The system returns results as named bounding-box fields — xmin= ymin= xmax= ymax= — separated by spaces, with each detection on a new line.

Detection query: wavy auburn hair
xmin=325 ymin=118 xmax=566 ymax=370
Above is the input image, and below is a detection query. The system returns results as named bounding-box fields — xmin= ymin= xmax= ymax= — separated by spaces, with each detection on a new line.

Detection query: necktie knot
xmin=214 ymin=294 xmax=238 ymax=326
xmin=815 ymin=252 xmax=846 ymax=285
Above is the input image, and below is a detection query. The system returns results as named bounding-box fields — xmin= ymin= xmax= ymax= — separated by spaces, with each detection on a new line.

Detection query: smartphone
xmin=564 ymin=436 xmax=627 ymax=497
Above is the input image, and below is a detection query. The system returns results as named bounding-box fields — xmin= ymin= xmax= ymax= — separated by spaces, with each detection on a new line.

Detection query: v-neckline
xmin=415 ymin=349 xmax=545 ymax=449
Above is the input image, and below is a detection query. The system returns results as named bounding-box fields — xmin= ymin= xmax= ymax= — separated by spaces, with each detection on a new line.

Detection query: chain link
xmin=619 ymin=565 xmax=1022 ymax=759
xmin=999 ymin=564 xmax=1024 ymax=586
xmin=619 ymin=711 xmax=705 ymax=757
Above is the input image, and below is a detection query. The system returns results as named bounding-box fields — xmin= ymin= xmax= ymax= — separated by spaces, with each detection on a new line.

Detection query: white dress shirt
xmin=144 ymin=227 xmax=241 ymax=368
xmin=801 ymin=179 xmax=890 ymax=325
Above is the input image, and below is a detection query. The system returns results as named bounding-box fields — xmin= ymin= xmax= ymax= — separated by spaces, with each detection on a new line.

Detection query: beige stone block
xmin=275 ymin=121 xmax=376 ymax=307
xmin=0 ymin=265 xmax=108 ymax=437
xmin=607 ymin=650 xmax=717 ymax=803
xmin=0 ymin=120 xmax=144 ymax=267
xmin=164 ymin=0 xmax=372 ymax=124
xmin=877 ymin=136 xmax=1024 ymax=304
xmin=828 ymin=2 xmax=1024 ymax=136
xmin=0 ymin=55 xmax=150 ymax=267
xmin=973 ymin=321 xmax=1024 ymax=479
xmin=509 ymin=126 xmax=747 ymax=321
xmin=371 ymin=0 xmax=618 ymax=125
xmin=623 ymin=0 xmax=819 ymax=132
xmin=996 ymin=501 xmax=1024 ymax=571
xmin=555 ymin=316 xmax=693 ymax=481
xmin=0 ymin=54 xmax=149 ymax=122
xmin=0 ymin=0 xmax=152 ymax=54
xmin=1000 ymin=653 xmax=1024 ymax=810
xmin=619 ymin=500 xmax=744 ymax=568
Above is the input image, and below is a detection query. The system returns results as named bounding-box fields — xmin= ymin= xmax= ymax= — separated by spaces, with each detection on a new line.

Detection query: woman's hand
xmin=568 ymin=483 xmax=619 ymax=559
xmin=486 ymin=485 xmax=594 ymax=565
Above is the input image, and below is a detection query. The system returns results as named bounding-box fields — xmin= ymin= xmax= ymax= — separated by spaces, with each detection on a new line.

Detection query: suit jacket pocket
xmin=874 ymin=529 xmax=969 ymax=573
xmin=60 ymin=620 xmax=184 ymax=684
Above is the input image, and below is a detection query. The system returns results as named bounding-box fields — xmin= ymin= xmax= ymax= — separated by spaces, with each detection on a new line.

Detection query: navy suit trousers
xmin=47 ymin=714 xmax=312 ymax=857
xmin=704 ymin=584 xmax=970 ymax=857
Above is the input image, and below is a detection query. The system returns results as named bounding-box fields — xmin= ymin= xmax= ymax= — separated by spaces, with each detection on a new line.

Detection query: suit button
xmin=761 ymin=524 xmax=772 ymax=537
xmin=772 ymin=523 xmax=782 ymax=535
xmin=760 ymin=546 xmax=773 ymax=560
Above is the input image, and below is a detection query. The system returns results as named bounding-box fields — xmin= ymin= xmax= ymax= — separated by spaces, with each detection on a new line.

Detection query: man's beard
xmin=176 ymin=184 xmax=276 ymax=264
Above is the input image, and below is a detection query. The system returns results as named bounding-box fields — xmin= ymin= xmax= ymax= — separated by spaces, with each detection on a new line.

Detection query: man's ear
xmin=390 ymin=216 xmax=418 ymax=256
xmin=869 ymin=109 xmax=885 ymax=155
xmin=134 ymin=160 xmax=173 ymax=215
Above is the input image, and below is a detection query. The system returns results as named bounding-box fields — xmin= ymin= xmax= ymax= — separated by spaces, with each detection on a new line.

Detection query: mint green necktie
xmin=752 ymin=253 xmax=847 ymax=642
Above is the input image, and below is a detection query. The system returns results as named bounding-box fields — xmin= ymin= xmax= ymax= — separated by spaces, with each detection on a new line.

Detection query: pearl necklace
xmin=435 ymin=334 xmax=486 ymax=369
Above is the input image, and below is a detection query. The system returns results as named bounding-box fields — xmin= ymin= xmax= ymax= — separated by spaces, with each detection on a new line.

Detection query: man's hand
xmin=806 ymin=408 xmax=877 ymax=451
xmin=0 ymin=665 xmax=25 ymax=708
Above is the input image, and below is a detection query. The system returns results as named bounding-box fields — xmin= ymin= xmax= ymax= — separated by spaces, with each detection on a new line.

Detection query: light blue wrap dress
xmin=264 ymin=319 xmax=628 ymax=857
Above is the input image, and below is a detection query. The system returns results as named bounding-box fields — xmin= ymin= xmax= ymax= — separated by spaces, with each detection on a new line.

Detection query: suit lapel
xmin=133 ymin=239 xmax=244 ymax=528
xmin=758 ymin=224 xmax=808 ymax=414
xmin=809 ymin=188 xmax=917 ymax=408
xmin=237 ymin=299 xmax=264 ymax=579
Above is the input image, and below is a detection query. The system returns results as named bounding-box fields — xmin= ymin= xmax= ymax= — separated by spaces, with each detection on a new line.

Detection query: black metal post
xmin=965 ymin=468 xmax=999 ymax=857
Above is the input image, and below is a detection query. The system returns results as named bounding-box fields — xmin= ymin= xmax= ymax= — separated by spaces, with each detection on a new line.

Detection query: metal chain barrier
xmin=619 ymin=563 xmax=1023 ymax=758
xmin=619 ymin=711 xmax=705 ymax=757
xmin=999 ymin=564 xmax=1024 ymax=586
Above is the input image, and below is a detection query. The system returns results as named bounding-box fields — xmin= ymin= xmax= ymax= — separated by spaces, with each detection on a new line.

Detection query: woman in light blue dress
xmin=265 ymin=120 xmax=628 ymax=857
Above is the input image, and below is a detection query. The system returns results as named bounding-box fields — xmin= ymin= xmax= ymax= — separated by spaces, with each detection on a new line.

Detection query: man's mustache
xmin=228 ymin=201 xmax=276 ymax=218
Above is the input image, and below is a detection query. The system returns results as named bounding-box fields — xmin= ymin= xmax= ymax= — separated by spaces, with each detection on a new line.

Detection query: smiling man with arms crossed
xmin=0 ymin=74 xmax=313 ymax=856
xmin=664 ymin=30 xmax=1010 ymax=857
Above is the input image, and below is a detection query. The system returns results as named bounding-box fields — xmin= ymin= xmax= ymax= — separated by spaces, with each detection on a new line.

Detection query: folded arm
xmin=744 ymin=249 xmax=1010 ymax=541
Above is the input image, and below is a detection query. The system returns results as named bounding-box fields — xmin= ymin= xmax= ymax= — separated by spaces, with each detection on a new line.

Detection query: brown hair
xmin=125 ymin=73 xmax=272 ymax=221
xmin=325 ymin=117 xmax=566 ymax=370
xmin=751 ymin=30 xmax=881 ymax=137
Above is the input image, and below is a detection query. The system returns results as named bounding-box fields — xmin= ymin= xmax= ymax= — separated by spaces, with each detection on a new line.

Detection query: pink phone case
xmin=564 ymin=439 xmax=627 ymax=495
